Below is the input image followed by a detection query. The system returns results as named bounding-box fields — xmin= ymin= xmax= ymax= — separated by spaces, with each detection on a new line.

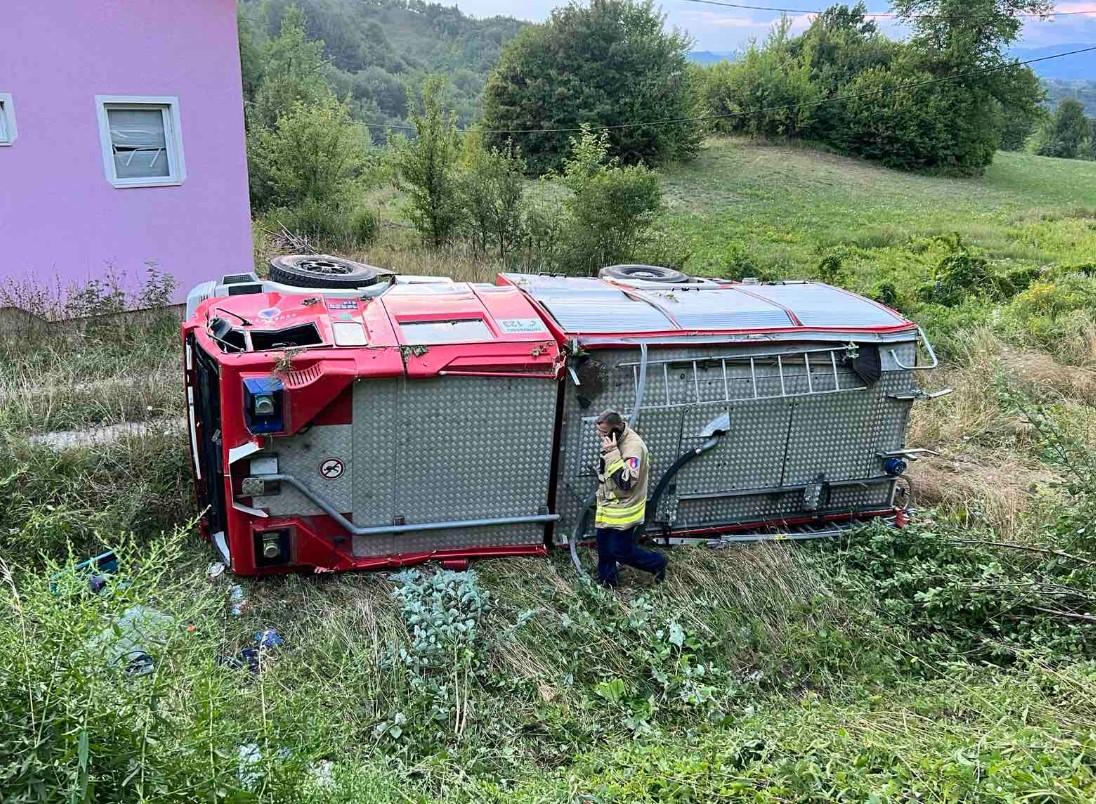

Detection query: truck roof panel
xmin=501 ymin=274 xmax=911 ymax=337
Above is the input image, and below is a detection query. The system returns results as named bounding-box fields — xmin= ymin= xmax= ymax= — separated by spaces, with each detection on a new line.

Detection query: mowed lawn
xmin=661 ymin=138 xmax=1096 ymax=282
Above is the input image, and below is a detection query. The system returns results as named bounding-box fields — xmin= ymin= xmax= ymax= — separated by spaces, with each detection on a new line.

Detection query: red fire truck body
xmin=183 ymin=260 xmax=934 ymax=576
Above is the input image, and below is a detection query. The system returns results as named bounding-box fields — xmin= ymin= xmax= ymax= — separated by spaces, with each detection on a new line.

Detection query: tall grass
xmin=3 ymin=144 xmax=1096 ymax=800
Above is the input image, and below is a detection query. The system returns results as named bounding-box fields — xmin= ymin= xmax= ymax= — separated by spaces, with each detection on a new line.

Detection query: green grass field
xmin=662 ymin=140 xmax=1096 ymax=274
xmin=3 ymin=141 xmax=1096 ymax=801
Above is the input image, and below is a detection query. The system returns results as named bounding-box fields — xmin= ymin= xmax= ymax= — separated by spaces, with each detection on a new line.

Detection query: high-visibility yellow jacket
xmin=595 ymin=426 xmax=650 ymax=530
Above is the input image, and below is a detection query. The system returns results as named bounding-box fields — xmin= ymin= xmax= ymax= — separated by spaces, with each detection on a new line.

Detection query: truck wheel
xmin=598 ymin=264 xmax=690 ymax=283
xmin=268 ymin=255 xmax=391 ymax=289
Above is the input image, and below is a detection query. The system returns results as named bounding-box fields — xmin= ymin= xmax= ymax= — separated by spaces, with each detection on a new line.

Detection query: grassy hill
xmin=660 ymin=139 xmax=1096 ymax=294
xmin=3 ymin=141 xmax=1096 ymax=800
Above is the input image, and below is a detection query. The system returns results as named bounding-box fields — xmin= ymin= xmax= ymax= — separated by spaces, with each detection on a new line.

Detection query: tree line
xmin=241 ymin=0 xmax=1079 ymax=270
xmin=694 ymin=1 xmax=1051 ymax=174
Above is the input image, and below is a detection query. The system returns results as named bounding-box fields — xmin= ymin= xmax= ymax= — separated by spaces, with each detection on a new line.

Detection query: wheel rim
xmin=298 ymin=259 xmax=354 ymax=276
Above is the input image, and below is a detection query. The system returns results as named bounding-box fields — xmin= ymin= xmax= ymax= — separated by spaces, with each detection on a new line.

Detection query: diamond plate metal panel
xmin=676 ymin=399 xmax=790 ymax=494
xmin=781 ymin=391 xmax=879 ymax=485
xmin=552 ymin=342 xmax=918 ymax=542
xmin=351 ymin=375 xmax=556 ymax=557
xmin=351 ymin=378 xmax=399 ymax=523
xmin=828 ymin=483 xmax=894 ymax=510
xmin=254 ymin=424 xmax=354 ymax=516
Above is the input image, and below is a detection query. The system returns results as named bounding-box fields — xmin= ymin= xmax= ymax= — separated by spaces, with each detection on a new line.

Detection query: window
xmin=95 ymin=96 xmax=186 ymax=187
xmin=0 ymin=93 xmax=15 ymax=145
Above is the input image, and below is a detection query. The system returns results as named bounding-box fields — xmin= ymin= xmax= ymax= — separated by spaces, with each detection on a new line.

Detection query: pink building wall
xmin=0 ymin=0 xmax=254 ymax=303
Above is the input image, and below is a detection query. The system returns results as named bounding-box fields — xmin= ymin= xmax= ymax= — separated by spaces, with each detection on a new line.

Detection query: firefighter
xmin=594 ymin=409 xmax=667 ymax=587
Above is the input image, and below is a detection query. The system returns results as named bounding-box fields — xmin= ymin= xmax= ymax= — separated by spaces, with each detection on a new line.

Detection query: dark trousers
xmin=595 ymin=524 xmax=667 ymax=587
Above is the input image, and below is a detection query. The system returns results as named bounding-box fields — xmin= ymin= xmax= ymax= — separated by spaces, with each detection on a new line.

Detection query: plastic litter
xmin=50 ymin=549 xmax=119 ymax=596
xmin=228 ymin=584 xmax=247 ymax=616
xmin=255 ymin=627 xmax=284 ymax=649
xmin=89 ymin=605 xmax=173 ymax=676
xmin=219 ymin=627 xmax=285 ymax=674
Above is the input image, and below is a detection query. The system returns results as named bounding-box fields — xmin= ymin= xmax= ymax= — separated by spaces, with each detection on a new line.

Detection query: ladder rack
xmin=619 ymin=344 xmax=867 ymax=413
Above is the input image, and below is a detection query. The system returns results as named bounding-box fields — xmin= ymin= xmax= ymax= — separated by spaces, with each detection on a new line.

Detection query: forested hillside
xmin=238 ymin=0 xmax=526 ymax=136
xmin=1045 ymin=78 xmax=1096 ymax=111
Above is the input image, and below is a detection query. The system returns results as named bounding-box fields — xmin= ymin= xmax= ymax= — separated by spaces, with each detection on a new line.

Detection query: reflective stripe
xmin=605 ymin=459 xmax=627 ymax=474
xmin=595 ymin=498 xmax=646 ymax=527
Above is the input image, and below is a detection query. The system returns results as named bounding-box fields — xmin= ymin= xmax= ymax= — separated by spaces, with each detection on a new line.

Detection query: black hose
xmin=569 ymin=491 xmax=598 ymax=576
xmin=644 ymin=438 xmax=721 ymax=538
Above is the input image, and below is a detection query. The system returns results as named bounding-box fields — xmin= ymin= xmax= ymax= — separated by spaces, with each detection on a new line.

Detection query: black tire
xmin=268 ymin=255 xmax=392 ymax=289
xmin=598 ymin=264 xmax=690 ymax=284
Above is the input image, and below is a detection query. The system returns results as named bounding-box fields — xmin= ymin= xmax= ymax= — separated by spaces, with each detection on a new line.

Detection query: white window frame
xmin=95 ymin=95 xmax=186 ymax=188
xmin=0 ymin=93 xmax=16 ymax=145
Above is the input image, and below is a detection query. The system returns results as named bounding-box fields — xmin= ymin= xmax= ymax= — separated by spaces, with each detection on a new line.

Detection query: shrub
xmin=838 ymin=64 xmax=952 ymax=171
xmin=261 ymin=199 xmax=378 ymax=251
xmin=390 ymin=78 xmax=463 ymax=248
xmin=1000 ymin=273 xmax=1096 ymax=359
xmin=349 ymin=206 xmax=379 ymax=245
xmin=554 ymin=128 xmax=662 ymax=275
xmin=917 ymin=235 xmax=993 ymax=306
xmin=827 ymin=518 xmax=1094 ymax=663
xmin=700 ymin=23 xmax=819 ymax=139
xmin=247 ymin=97 xmax=370 ymax=212
xmin=482 ymin=0 xmax=701 ymax=174
xmin=460 ymin=135 xmax=527 ymax=261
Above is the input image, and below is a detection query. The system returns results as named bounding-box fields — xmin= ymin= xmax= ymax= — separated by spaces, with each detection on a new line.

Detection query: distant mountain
xmin=1010 ymin=44 xmax=1096 ymax=81
xmin=1043 ymin=78 xmax=1096 ymax=113
xmin=689 ymin=44 xmax=1095 ymax=80
xmin=688 ymin=50 xmax=740 ymax=65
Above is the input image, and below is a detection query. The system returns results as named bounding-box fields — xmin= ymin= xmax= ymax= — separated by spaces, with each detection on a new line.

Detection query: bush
xmin=917 ymin=235 xmax=994 ymax=306
xmin=828 ymin=518 xmax=1094 ymax=663
xmin=349 ymin=206 xmax=379 ymax=245
xmin=482 ymin=0 xmax=701 ymax=174
xmin=248 ymin=97 xmax=370 ymax=213
xmin=838 ymin=64 xmax=955 ymax=171
xmin=700 ymin=28 xmax=820 ymax=139
xmin=261 ymin=200 xmax=378 ymax=251
xmin=460 ymin=135 xmax=527 ymax=261
xmin=553 ymin=128 xmax=662 ymax=275
xmin=1000 ymin=273 xmax=1096 ymax=359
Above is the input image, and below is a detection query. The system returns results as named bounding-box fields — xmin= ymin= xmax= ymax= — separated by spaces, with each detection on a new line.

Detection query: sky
xmin=449 ymin=1 xmax=1096 ymax=51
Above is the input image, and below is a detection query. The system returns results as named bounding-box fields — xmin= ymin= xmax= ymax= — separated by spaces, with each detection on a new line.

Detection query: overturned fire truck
xmin=183 ymin=257 xmax=943 ymax=576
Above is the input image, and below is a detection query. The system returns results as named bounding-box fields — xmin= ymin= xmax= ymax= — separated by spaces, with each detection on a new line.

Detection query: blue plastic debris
xmin=255 ymin=628 xmax=284 ymax=649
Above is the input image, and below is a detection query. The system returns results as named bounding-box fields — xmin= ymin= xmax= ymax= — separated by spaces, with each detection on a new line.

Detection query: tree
xmin=792 ymin=4 xmax=898 ymax=141
xmin=247 ymin=97 xmax=369 ymax=211
xmin=838 ymin=63 xmax=951 ymax=170
xmin=556 ymin=128 xmax=662 ymax=274
xmin=391 ymin=78 xmax=463 ymax=248
xmin=250 ymin=5 xmax=334 ymax=130
xmin=995 ymin=66 xmax=1047 ymax=151
xmin=1036 ymin=99 xmax=1091 ymax=159
xmin=894 ymin=0 xmax=1052 ymax=173
xmin=482 ymin=0 xmax=701 ymax=174
xmin=700 ymin=20 xmax=820 ymax=139
xmin=460 ymin=134 xmax=527 ymax=261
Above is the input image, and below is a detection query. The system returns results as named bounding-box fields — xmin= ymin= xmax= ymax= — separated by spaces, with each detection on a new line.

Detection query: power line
xmin=369 ymin=44 xmax=1096 ymax=135
xmin=678 ymin=0 xmax=1096 ymax=18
